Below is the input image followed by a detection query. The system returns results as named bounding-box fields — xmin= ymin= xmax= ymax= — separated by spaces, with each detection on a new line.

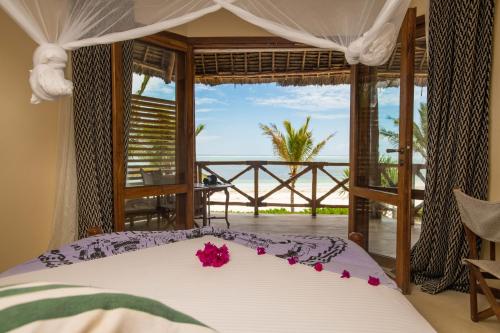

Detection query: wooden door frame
xmin=111 ymin=32 xmax=195 ymax=232
xmin=395 ymin=8 xmax=416 ymax=294
xmin=348 ymin=8 xmax=416 ymax=294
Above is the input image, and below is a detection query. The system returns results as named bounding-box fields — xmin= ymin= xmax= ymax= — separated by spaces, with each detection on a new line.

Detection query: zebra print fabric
xmin=72 ymin=42 xmax=133 ymax=238
xmin=410 ymin=0 xmax=495 ymax=293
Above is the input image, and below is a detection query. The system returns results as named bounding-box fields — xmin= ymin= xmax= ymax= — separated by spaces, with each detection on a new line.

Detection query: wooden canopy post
xmin=112 ymin=42 xmax=125 ymax=231
xmin=254 ymin=164 xmax=259 ymax=217
xmin=311 ymin=165 xmax=318 ymax=217
xmin=395 ymin=8 xmax=416 ymax=294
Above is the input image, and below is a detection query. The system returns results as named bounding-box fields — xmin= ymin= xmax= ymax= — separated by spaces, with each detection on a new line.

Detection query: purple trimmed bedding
xmin=1 ymin=226 xmax=396 ymax=288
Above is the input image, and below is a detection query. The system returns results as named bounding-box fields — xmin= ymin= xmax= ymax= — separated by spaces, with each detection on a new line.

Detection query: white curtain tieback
xmin=29 ymin=44 xmax=73 ymax=104
xmin=345 ymin=23 xmax=397 ymax=67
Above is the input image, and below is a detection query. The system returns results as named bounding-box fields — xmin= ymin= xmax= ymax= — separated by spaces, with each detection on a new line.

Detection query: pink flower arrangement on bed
xmin=195 ymin=243 xmax=380 ymax=287
xmin=196 ymin=242 xmax=230 ymax=267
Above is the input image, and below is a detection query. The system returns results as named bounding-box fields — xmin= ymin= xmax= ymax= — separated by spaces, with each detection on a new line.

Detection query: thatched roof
xmin=132 ymin=18 xmax=428 ymax=87
xmin=192 ymin=41 xmax=428 ymax=87
xmin=133 ymin=41 xmax=177 ymax=83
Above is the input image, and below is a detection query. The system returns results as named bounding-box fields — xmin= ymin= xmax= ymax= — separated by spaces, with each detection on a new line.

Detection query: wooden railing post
xmin=254 ymin=165 xmax=259 ymax=216
xmin=197 ymin=163 xmax=203 ymax=183
xmin=195 ymin=160 xmax=362 ymax=213
xmin=311 ymin=165 xmax=317 ymax=217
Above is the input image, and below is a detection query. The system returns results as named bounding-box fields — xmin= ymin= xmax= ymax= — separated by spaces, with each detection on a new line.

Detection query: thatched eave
xmin=132 ymin=31 xmax=428 ymax=87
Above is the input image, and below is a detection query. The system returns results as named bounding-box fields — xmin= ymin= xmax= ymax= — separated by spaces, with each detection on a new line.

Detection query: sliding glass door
xmin=349 ymin=9 xmax=416 ymax=293
xmin=112 ymin=33 xmax=195 ymax=232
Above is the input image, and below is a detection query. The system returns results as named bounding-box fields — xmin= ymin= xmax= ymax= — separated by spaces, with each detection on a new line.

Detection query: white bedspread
xmin=0 ymin=236 xmax=435 ymax=333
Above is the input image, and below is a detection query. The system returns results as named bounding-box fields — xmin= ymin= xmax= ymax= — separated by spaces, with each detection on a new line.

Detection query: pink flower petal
xmin=257 ymin=247 xmax=266 ymax=255
xmin=287 ymin=256 xmax=299 ymax=265
xmin=341 ymin=270 xmax=350 ymax=278
xmin=196 ymin=243 xmax=230 ymax=268
xmin=314 ymin=263 xmax=323 ymax=272
xmin=368 ymin=276 xmax=380 ymax=286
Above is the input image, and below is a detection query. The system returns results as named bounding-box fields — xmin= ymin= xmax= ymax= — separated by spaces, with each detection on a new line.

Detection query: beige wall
xmin=0 ymin=9 xmax=59 ymax=272
xmin=170 ymin=3 xmax=427 ymax=37
xmin=489 ymin=1 xmax=500 ymax=259
xmin=170 ymin=9 xmax=272 ymax=37
xmin=410 ymin=0 xmax=427 ymax=17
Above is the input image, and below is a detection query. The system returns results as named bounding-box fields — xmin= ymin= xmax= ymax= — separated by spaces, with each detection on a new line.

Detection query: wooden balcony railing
xmin=196 ymin=160 xmax=426 ymax=216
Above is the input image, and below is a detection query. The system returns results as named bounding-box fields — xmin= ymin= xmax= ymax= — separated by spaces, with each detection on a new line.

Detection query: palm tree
xmin=380 ymin=103 xmax=428 ymax=160
xmin=136 ymin=75 xmax=151 ymax=96
xmin=340 ymin=155 xmax=398 ymax=195
xmin=195 ymin=124 xmax=205 ymax=136
xmin=260 ymin=117 xmax=334 ymax=212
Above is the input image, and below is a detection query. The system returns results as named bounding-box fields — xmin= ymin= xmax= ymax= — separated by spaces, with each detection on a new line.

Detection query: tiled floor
xmin=209 ymin=213 xmax=421 ymax=259
xmin=126 ymin=213 xmax=421 ymax=258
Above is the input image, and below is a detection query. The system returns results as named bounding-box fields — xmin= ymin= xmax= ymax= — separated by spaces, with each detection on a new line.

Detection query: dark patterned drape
xmin=410 ymin=0 xmax=495 ymax=293
xmin=72 ymin=41 xmax=133 ymax=238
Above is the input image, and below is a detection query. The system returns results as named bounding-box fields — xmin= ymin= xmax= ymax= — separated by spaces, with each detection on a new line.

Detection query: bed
xmin=0 ymin=227 xmax=435 ymax=332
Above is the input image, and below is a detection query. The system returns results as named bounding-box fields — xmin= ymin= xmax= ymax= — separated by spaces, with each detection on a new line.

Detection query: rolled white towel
xmin=29 ymin=43 xmax=73 ymax=104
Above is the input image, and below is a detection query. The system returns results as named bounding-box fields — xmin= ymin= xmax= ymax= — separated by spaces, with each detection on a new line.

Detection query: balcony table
xmin=195 ymin=183 xmax=234 ymax=228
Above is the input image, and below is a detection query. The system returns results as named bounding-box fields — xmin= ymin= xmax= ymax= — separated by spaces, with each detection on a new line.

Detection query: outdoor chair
xmin=453 ymin=189 xmax=500 ymax=322
xmin=124 ymin=198 xmax=160 ymax=228
xmin=139 ymin=169 xmax=176 ymax=228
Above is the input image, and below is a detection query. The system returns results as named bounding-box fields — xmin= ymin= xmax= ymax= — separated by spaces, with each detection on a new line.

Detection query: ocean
xmin=197 ymin=155 xmax=349 ymax=212
xmin=197 ymin=155 xmax=350 ymax=185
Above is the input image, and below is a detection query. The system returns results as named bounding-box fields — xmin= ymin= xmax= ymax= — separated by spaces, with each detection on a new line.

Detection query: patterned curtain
xmin=72 ymin=41 xmax=133 ymax=238
xmin=410 ymin=0 xmax=495 ymax=293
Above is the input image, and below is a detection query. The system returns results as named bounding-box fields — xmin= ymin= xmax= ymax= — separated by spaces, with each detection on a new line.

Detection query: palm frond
xmin=136 ymin=75 xmax=151 ymax=96
xmin=380 ymin=102 xmax=428 ymax=160
xmin=259 ymin=123 xmax=290 ymax=161
xmin=195 ymin=124 xmax=205 ymax=136
xmin=260 ymin=117 xmax=334 ymax=170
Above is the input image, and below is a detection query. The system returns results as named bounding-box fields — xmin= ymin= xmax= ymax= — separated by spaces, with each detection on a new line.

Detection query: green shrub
xmin=225 ymin=207 xmax=349 ymax=215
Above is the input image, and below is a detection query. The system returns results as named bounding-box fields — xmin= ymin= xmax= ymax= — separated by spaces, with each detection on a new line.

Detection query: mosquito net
xmin=0 ymin=0 xmax=410 ymax=103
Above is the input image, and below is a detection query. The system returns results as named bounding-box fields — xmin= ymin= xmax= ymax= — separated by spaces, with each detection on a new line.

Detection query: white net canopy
xmin=0 ymin=0 xmax=410 ymax=103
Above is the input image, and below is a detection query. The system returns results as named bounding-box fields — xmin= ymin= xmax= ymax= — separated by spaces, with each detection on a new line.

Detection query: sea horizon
xmin=198 ymin=153 xmax=424 ymax=212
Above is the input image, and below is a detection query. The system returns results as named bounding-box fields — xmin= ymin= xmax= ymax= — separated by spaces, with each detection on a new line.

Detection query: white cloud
xmin=196 ymin=108 xmax=215 ymax=113
xmin=196 ymin=84 xmax=216 ymax=91
xmin=146 ymin=78 xmax=174 ymax=95
xmin=249 ymin=84 xmax=421 ymax=112
xmin=196 ymin=97 xmax=227 ymax=106
xmin=196 ymin=117 xmax=213 ymax=121
xmin=196 ymin=134 xmax=221 ymax=143
xmin=132 ymin=74 xmax=174 ymax=96
xmin=377 ymin=87 xmax=400 ymax=106
xmin=300 ymin=113 xmax=349 ymax=120
xmin=132 ymin=74 xmax=143 ymax=92
xmin=196 ymin=108 xmax=225 ymax=113
xmin=377 ymin=86 xmax=428 ymax=107
xmin=249 ymin=85 xmax=351 ymax=112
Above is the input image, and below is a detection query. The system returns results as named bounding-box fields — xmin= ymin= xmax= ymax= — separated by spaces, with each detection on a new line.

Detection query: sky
xmin=132 ymin=74 xmax=428 ymax=161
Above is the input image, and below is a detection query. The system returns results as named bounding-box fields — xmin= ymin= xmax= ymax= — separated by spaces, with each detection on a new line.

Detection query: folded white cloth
xmin=30 ymin=44 xmax=73 ymax=104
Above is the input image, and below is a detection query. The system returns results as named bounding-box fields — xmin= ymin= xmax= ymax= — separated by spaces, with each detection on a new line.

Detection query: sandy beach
xmin=208 ymin=182 xmax=348 ymax=212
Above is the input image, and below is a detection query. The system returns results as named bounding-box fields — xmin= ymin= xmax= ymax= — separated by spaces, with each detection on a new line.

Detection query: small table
xmin=194 ymin=183 xmax=233 ymax=228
